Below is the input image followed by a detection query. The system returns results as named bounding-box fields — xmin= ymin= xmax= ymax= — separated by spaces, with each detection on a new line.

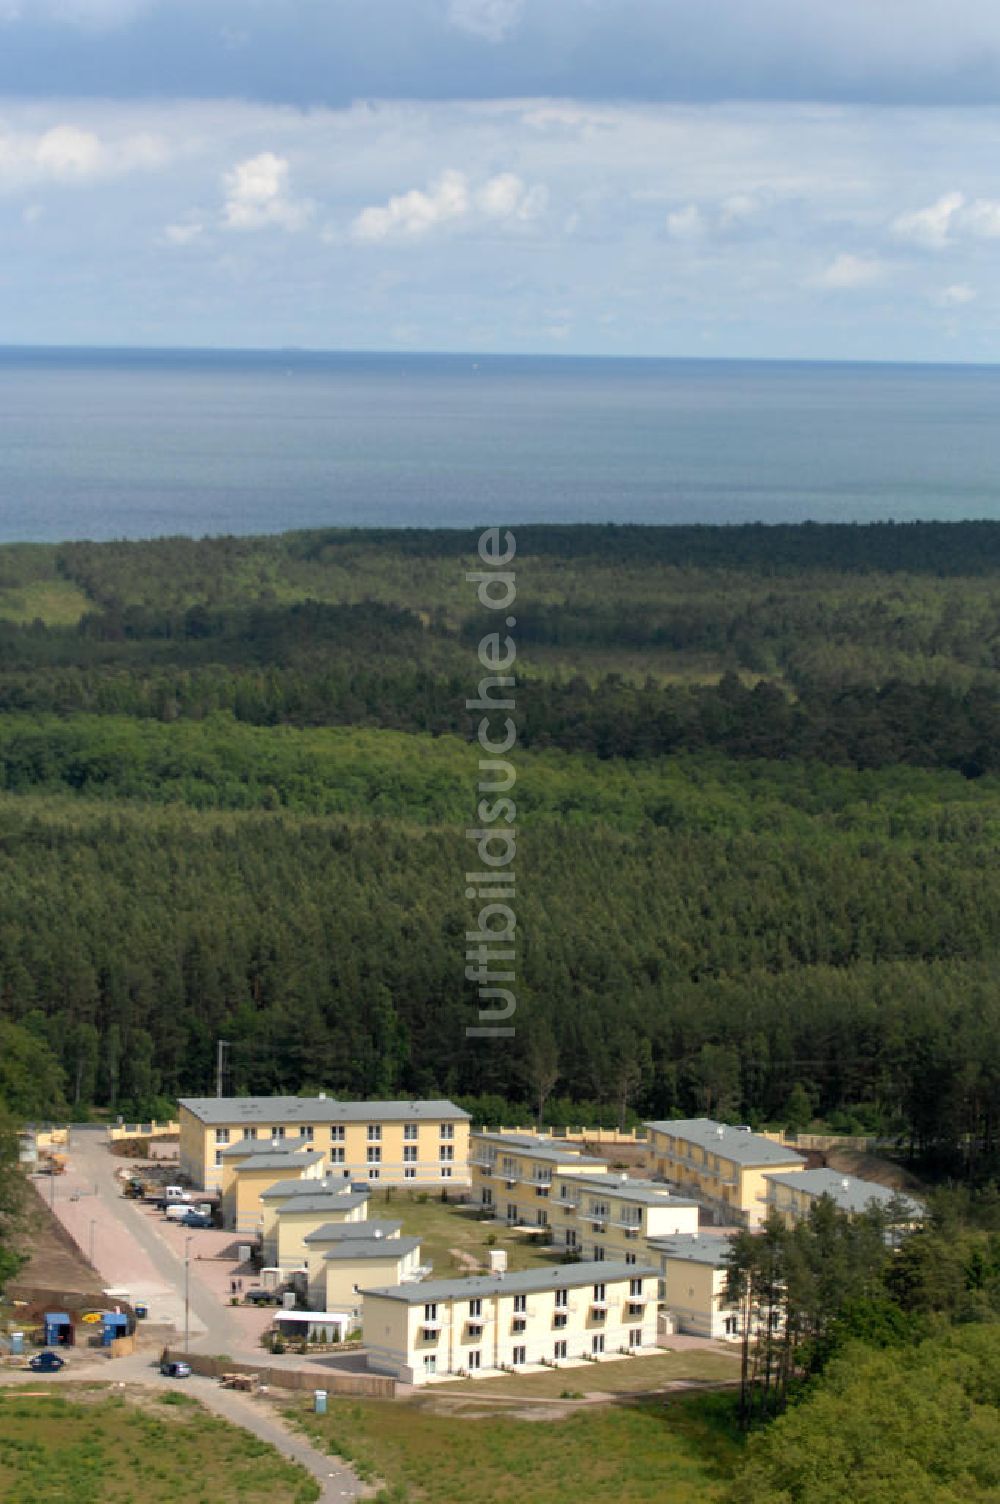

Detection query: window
xmin=423 ymin=1354 xmax=437 ymax=1375
xmin=439 ymin=1145 xmax=454 ymax=1162
xmin=424 ymin=1304 xmax=438 ymax=1322
xmin=629 ymin=1328 xmax=642 ymax=1348
xmin=404 ymin=1123 xmax=419 ymax=1141
xmin=482 ymin=1188 xmax=493 ymax=1206
xmin=513 ymin=1295 xmax=527 ymax=1314
xmin=270 ymin=1126 xmax=285 ymax=1139
xmin=330 ymin=1125 xmax=345 ymax=1142
xmin=469 ymin=1299 xmax=482 ymax=1317
xmin=591 ymin=1334 xmax=605 ymax=1355
xmin=554 ymin=1313 xmax=567 ymax=1329
xmin=468 ymin=1349 xmax=481 ymax=1369
xmin=404 ymin=1167 xmax=416 ymax=1180
xmin=593 ymin=1246 xmax=605 ymax=1262
xmin=440 ymin=1167 xmax=452 ymax=1179
xmin=512 ymin=1345 xmax=526 ymax=1365
xmin=329 ymin=1147 xmax=345 ymax=1165
xmin=506 ymin=1204 xmax=517 ymax=1224
xmin=214 ymin=1128 xmax=230 ymax=1144
xmin=593 ymin=1284 xmax=606 ymax=1303
xmin=536 ymin=1210 xmax=548 ymax=1227
xmin=724 ymin=1316 xmax=739 ymax=1336
xmin=368 ymin=1167 xmax=380 ymax=1180
xmin=367 ymin=1145 xmax=382 ymax=1164
xmin=625 ymin=1252 xmax=636 ymax=1266
xmin=554 ymin=1289 xmax=568 ymax=1309
xmin=512 ymin=1318 xmax=526 ymax=1334
xmin=403 ymin=1146 xmax=418 ymax=1163
xmin=629 ymin=1278 xmax=643 ymax=1298
xmin=554 ymin=1340 xmax=567 ymax=1360
xmin=367 ymin=1124 xmax=382 ymax=1142
xmin=565 ymin=1229 xmax=577 ymax=1249
xmin=214 ymin=1150 xmax=223 ymax=1167
xmin=241 ymin=1127 xmax=255 ymax=1140
xmin=627 ymin=1304 xmax=644 ymax=1319
xmin=440 ymin=1123 xmax=455 ymax=1140
xmin=301 ymin=1125 xmax=314 ymax=1141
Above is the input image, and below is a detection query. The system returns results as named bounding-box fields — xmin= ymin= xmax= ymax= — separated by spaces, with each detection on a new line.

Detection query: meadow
xmin=0 ymin=1387 xmax=319 ymax=1503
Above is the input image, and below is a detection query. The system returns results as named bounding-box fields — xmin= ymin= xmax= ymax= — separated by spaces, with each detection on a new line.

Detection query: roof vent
xmin=715 ymin=1126 xmax=725 ymax=1138
xmin=841 ymin=1178 xmax=850 ymax=1190
xmin=374 ymin=1229 xmax=383 ymax=1239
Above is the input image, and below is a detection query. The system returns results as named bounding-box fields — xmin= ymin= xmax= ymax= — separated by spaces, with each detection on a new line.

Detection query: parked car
xmin=160 ymin=1359 xmax=192 ymax=1378
xmin=243 ymin=1288 xmax=279 ymax=1305
xmin=177 ymin=1210 xmax=212 ymax=1228
xmin=29 ymin=1350 xmax=65 ymax=1372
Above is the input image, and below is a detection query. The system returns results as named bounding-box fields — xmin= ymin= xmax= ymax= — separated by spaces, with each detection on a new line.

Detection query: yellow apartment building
xmin=363 ymin=1261 xmax=658 ymax=1384
xmin=259 ymin=1178 xmax=369 ymax=1265
xmin=649 ymin=1234 xmax=743 ymax=1340
xmin=759 ymin=1168 xmax=924 ymax=1229
xmin=179 ymin=1095 xmax=471 ymax=1192
xmin=274 ymin=1192 xmax=370 ymax=1269
xmin=547 ymin=1172 xmax=700 ymax=1263
xmin=469 ymin=1131 xmax=609 ymax=1227
xmin=645 ymin=1118 xmax=805 ymax=1226
xmin=222 ymin=1149 xmax=327 ymax=1233
xmin=300 ymin=1223 xmax=422 ymax=1311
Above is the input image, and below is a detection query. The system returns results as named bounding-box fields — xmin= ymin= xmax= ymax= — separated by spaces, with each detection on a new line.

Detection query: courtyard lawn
xmin=0 ymin=1388 xmax=318 ymax=1504
xmin=295 ymin=1389 xmax=743 ymax=1504
xmin=368 ymin=1189 xmax=561 ymax=1277
xmin=443 ymin=1347 xmax=741 ymax=1398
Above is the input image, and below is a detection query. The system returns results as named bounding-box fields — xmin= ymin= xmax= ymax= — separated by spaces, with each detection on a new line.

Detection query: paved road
xmin=30 ymin=1126 xmax=366 ymax=1502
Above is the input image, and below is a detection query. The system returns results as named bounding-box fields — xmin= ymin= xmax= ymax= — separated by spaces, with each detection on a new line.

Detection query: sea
xmin=1 ymin=346 xmax=1000 ymax=542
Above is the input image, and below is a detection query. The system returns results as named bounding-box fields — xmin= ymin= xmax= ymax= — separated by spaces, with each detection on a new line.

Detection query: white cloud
xmin=353 ymin=168 xmax=545 ymax=241
xmin=813 ymin=253 xmax=886 ymax=289
xmin=163 ymin=221 xmax=204 ymax=246
xmin=666 ymin=204 xmax=706 ymax=239
xmin=447 ymin=0 xmax=523 ymax=43
xmin=937 ymin=282 xmax=976 ymax=305
xmin=892 ymin=190 xmax=964 ymax=246
xmin=0 ymin=121 xmax=164 ymax=188
xmin=222 ymin=152 xmax=311 ymax=231
xmin=962 ymin=197 xmax=1000 ymax=237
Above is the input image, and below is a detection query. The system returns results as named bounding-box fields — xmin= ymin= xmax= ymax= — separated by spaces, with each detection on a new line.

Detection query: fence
xmin=161 ymin=1349 xmax=396 ymax=1399
xmin=108 ymin=1121 xmax=180 ymax=1142
xmin=794 ymin=1133 xmax=879 ymax=1152
xmin=480 ymin=1125 xmax=647 ymax=1144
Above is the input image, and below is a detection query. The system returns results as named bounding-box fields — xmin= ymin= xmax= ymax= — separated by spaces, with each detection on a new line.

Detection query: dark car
xmin=243 ymin=1288 xmax=278 ymax=1305
xmin=177 ymin=1210 xmax=213 ymax=1228
xmin=160 ymin=1359 xmax=192 ymax=1378
xmin=29 ymin=1350 xmax=65 ymax=1372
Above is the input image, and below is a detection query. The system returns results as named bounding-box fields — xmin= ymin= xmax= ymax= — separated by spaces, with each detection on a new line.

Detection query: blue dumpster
xmin=314 ymin=1390 xmax=327 ymax=1415
xmin=101 ymin=1313 xmax=129 ymax=1348
xmin=43 ymin=1312 xmax=72 ymax=1347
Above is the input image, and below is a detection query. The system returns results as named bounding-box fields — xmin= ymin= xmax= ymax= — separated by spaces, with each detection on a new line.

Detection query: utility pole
xmin=216 ymin=1039 xmax=230 ymax=1099
xmin=184 ymin=1235 xmax=192 ymax=1352
xmin=89 ymin=1219 xmax=95 ymax=1266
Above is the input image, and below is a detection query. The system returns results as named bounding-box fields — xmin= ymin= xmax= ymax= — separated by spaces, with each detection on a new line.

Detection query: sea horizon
xmin=2 ymin=344 xmax=1000 ymax=544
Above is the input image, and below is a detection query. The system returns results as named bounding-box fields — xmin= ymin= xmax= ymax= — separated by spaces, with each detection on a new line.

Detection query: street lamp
xmin=184 ymin=1236 xmax=193 ymax=1352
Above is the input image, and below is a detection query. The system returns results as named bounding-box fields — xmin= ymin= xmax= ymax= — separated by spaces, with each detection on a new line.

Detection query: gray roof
xmin=648 ymin=1234 xmax=736 ymax=1268
xmin=324 ymin=1237 xmax=421 ymax=1263
xmin=277 ymin=1193 xmax=369 ymax=1216
xmin=559 ymin=1173 xmax=699 ymax=1208
xmin=474 ymin=1132 xmax=607 ymax=1168
xmin=645 ymin=1118 xmax=805 ymax=1168
xmin=362 ymin=1260 xmax=656 ymax=1304
xmin=304 ymin=1220 xmax=402 ymax=1245
xmin=762 ymin=1169 xmax=924 ymax=1217
xmin=235 ymin=1151 xmax=325 ymax=1172
xmin=220 ymin=1136 xmax=313 ymax=1158
xmin=180 ymin=1096 xmax=469 ymax=1126
xmin=260 ymin=1177 xmax=360 ymax=1202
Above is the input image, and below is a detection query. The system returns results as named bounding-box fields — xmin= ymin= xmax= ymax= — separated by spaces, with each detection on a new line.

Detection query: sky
xmin=4 ymin=0 xmax=1000 ymax=358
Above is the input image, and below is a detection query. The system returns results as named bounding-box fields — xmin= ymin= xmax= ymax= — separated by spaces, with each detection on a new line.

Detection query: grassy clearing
xmin=369 ymin=1190 xmax=561 ymax=1276
xmin=443 ymin=1347 xmax=740 ymax=1398
xmin=0 ymin=1387 xmax=319 ymax=1503
xmin=0 ymin=579 xmax=93 ymax=624
xmin=295 ymin=1389 xmax=743 ymax=1504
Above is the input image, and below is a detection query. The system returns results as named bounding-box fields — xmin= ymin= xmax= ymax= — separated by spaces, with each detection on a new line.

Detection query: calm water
xmin=1 ymin=347 xmax=999 ymax=542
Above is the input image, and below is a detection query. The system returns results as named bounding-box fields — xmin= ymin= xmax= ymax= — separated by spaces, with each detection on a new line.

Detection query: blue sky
xmin=4 ymin=0 xmax=1000 ymax=358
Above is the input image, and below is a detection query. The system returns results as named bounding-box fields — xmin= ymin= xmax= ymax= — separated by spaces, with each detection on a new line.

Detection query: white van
xmin=164 ymin=1186 xmax=191 ymax=1203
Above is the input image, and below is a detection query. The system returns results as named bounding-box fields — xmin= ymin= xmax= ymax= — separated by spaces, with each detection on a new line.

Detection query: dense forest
xmin=0 ymin=521 xmax=998 ymax=1176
